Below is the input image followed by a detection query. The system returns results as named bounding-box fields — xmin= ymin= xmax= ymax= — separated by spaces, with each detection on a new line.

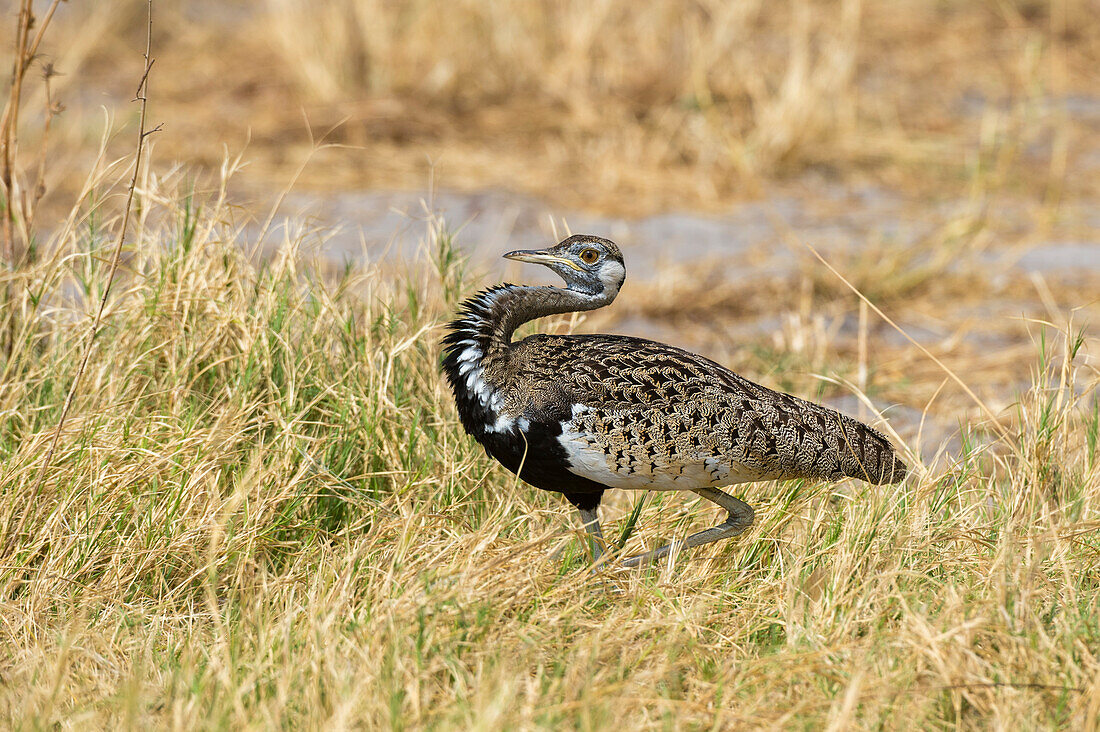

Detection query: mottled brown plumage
xmin=442 ymin=234 xmax=907 ymax=566
xmin=503 ymin=334 xmax=905 ymax=488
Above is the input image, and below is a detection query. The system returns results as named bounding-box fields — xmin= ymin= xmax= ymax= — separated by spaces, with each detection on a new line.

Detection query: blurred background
xmin=5 ymin=0 xmax=1100 ymax=458
xmin=14 ymin=0 xmax=1098 ymax=203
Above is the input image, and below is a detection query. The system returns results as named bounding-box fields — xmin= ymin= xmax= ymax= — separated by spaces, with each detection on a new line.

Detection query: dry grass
xmin=5 ymin=0 xmax=1099 ymax=213
xmin=0 ymin=163 xmax=1097 ymax=727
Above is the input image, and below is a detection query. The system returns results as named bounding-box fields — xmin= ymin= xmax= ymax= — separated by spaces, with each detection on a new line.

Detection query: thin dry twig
xmin=0 ymin=0 xmax=65 ymax=360
xmin=22 ymin=62 xmax=62 ymax=245
xmin=0 ymin=1 xmax=31 ymax=268
xmin=1 ymin=0 xmax=161 ymax=556
xmin=0 ymin=0 xmax=64 ymax=265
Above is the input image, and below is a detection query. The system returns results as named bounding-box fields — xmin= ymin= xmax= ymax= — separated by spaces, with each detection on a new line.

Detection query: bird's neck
xmin=441 ymin=282 xmax=617 ymax=436
xmin=445 ymin=283 xmax=614 ymax=363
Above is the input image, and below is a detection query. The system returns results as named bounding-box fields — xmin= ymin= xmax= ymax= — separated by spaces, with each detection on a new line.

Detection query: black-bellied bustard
xmin=442 ymin=235 xmax=907 ymax=566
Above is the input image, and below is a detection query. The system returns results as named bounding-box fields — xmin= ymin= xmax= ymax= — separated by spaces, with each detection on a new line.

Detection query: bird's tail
xmin=837 ymin=416 xmax=908 ymax=485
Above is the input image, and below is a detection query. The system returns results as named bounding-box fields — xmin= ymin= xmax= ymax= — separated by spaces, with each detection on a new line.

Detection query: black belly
xmin=475 ymin=418 xmax=606 ymax=511
xmin=446 ymin=382 xmax=606 ymax=510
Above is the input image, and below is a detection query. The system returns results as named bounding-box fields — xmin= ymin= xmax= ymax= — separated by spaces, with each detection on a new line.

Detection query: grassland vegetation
xmin=0 ymin=0 xmax=1098 ymax=728
xmin=0 ymin=168 xmax=1096 ymax=726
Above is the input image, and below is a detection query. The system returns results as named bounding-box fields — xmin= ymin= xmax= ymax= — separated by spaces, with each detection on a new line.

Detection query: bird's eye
xmin=579 ymin=248 xmax=599 ymax=264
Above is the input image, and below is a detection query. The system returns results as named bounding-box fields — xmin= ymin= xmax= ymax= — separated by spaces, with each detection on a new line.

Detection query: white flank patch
xmin=486 ymin=414 xmax=528 ymax=434
xmin=487 ymin=414 xmax=515 ymax=432
xmin=557 ymin=405 xmax=760 ymax=490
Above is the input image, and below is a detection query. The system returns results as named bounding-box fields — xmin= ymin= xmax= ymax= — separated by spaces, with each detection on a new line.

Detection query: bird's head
xmin=503 ymin=235 xmax=626 ymax=297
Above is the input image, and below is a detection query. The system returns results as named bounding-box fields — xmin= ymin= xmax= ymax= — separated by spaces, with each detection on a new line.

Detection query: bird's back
xmin=498 ymin=333 xmax=907 ymax=491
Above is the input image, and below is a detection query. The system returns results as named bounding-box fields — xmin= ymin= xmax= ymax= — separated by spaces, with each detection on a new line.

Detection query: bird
xmin=441 ymin=234 xmax=908 ymax=566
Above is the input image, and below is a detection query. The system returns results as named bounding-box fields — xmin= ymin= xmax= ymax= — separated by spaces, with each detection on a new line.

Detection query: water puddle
xmin=277 ymin=183 xmax=1100 ymax=283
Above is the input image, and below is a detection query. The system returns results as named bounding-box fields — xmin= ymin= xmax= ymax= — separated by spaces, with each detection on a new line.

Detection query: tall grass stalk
xmin=6 ymin=0 xmax=160 ymax=557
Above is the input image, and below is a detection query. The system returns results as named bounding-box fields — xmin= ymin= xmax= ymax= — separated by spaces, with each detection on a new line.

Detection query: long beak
xmin=502 ymin=249 xmax=583 ymax=271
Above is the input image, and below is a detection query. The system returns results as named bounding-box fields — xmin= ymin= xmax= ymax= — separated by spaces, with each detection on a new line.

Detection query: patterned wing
xmin=507 ymin=334 xmax=907 ymax=489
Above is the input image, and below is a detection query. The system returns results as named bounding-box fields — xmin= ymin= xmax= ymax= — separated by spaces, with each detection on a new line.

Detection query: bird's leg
xmin=577 ymin=507 xmax=605 ymax=562
xmin=622 ymin=487 xmax=754 ymax=568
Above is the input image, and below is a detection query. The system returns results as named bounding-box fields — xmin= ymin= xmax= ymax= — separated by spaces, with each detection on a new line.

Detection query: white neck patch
xmin=454 ymin=339 xmax=522 ymax=433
